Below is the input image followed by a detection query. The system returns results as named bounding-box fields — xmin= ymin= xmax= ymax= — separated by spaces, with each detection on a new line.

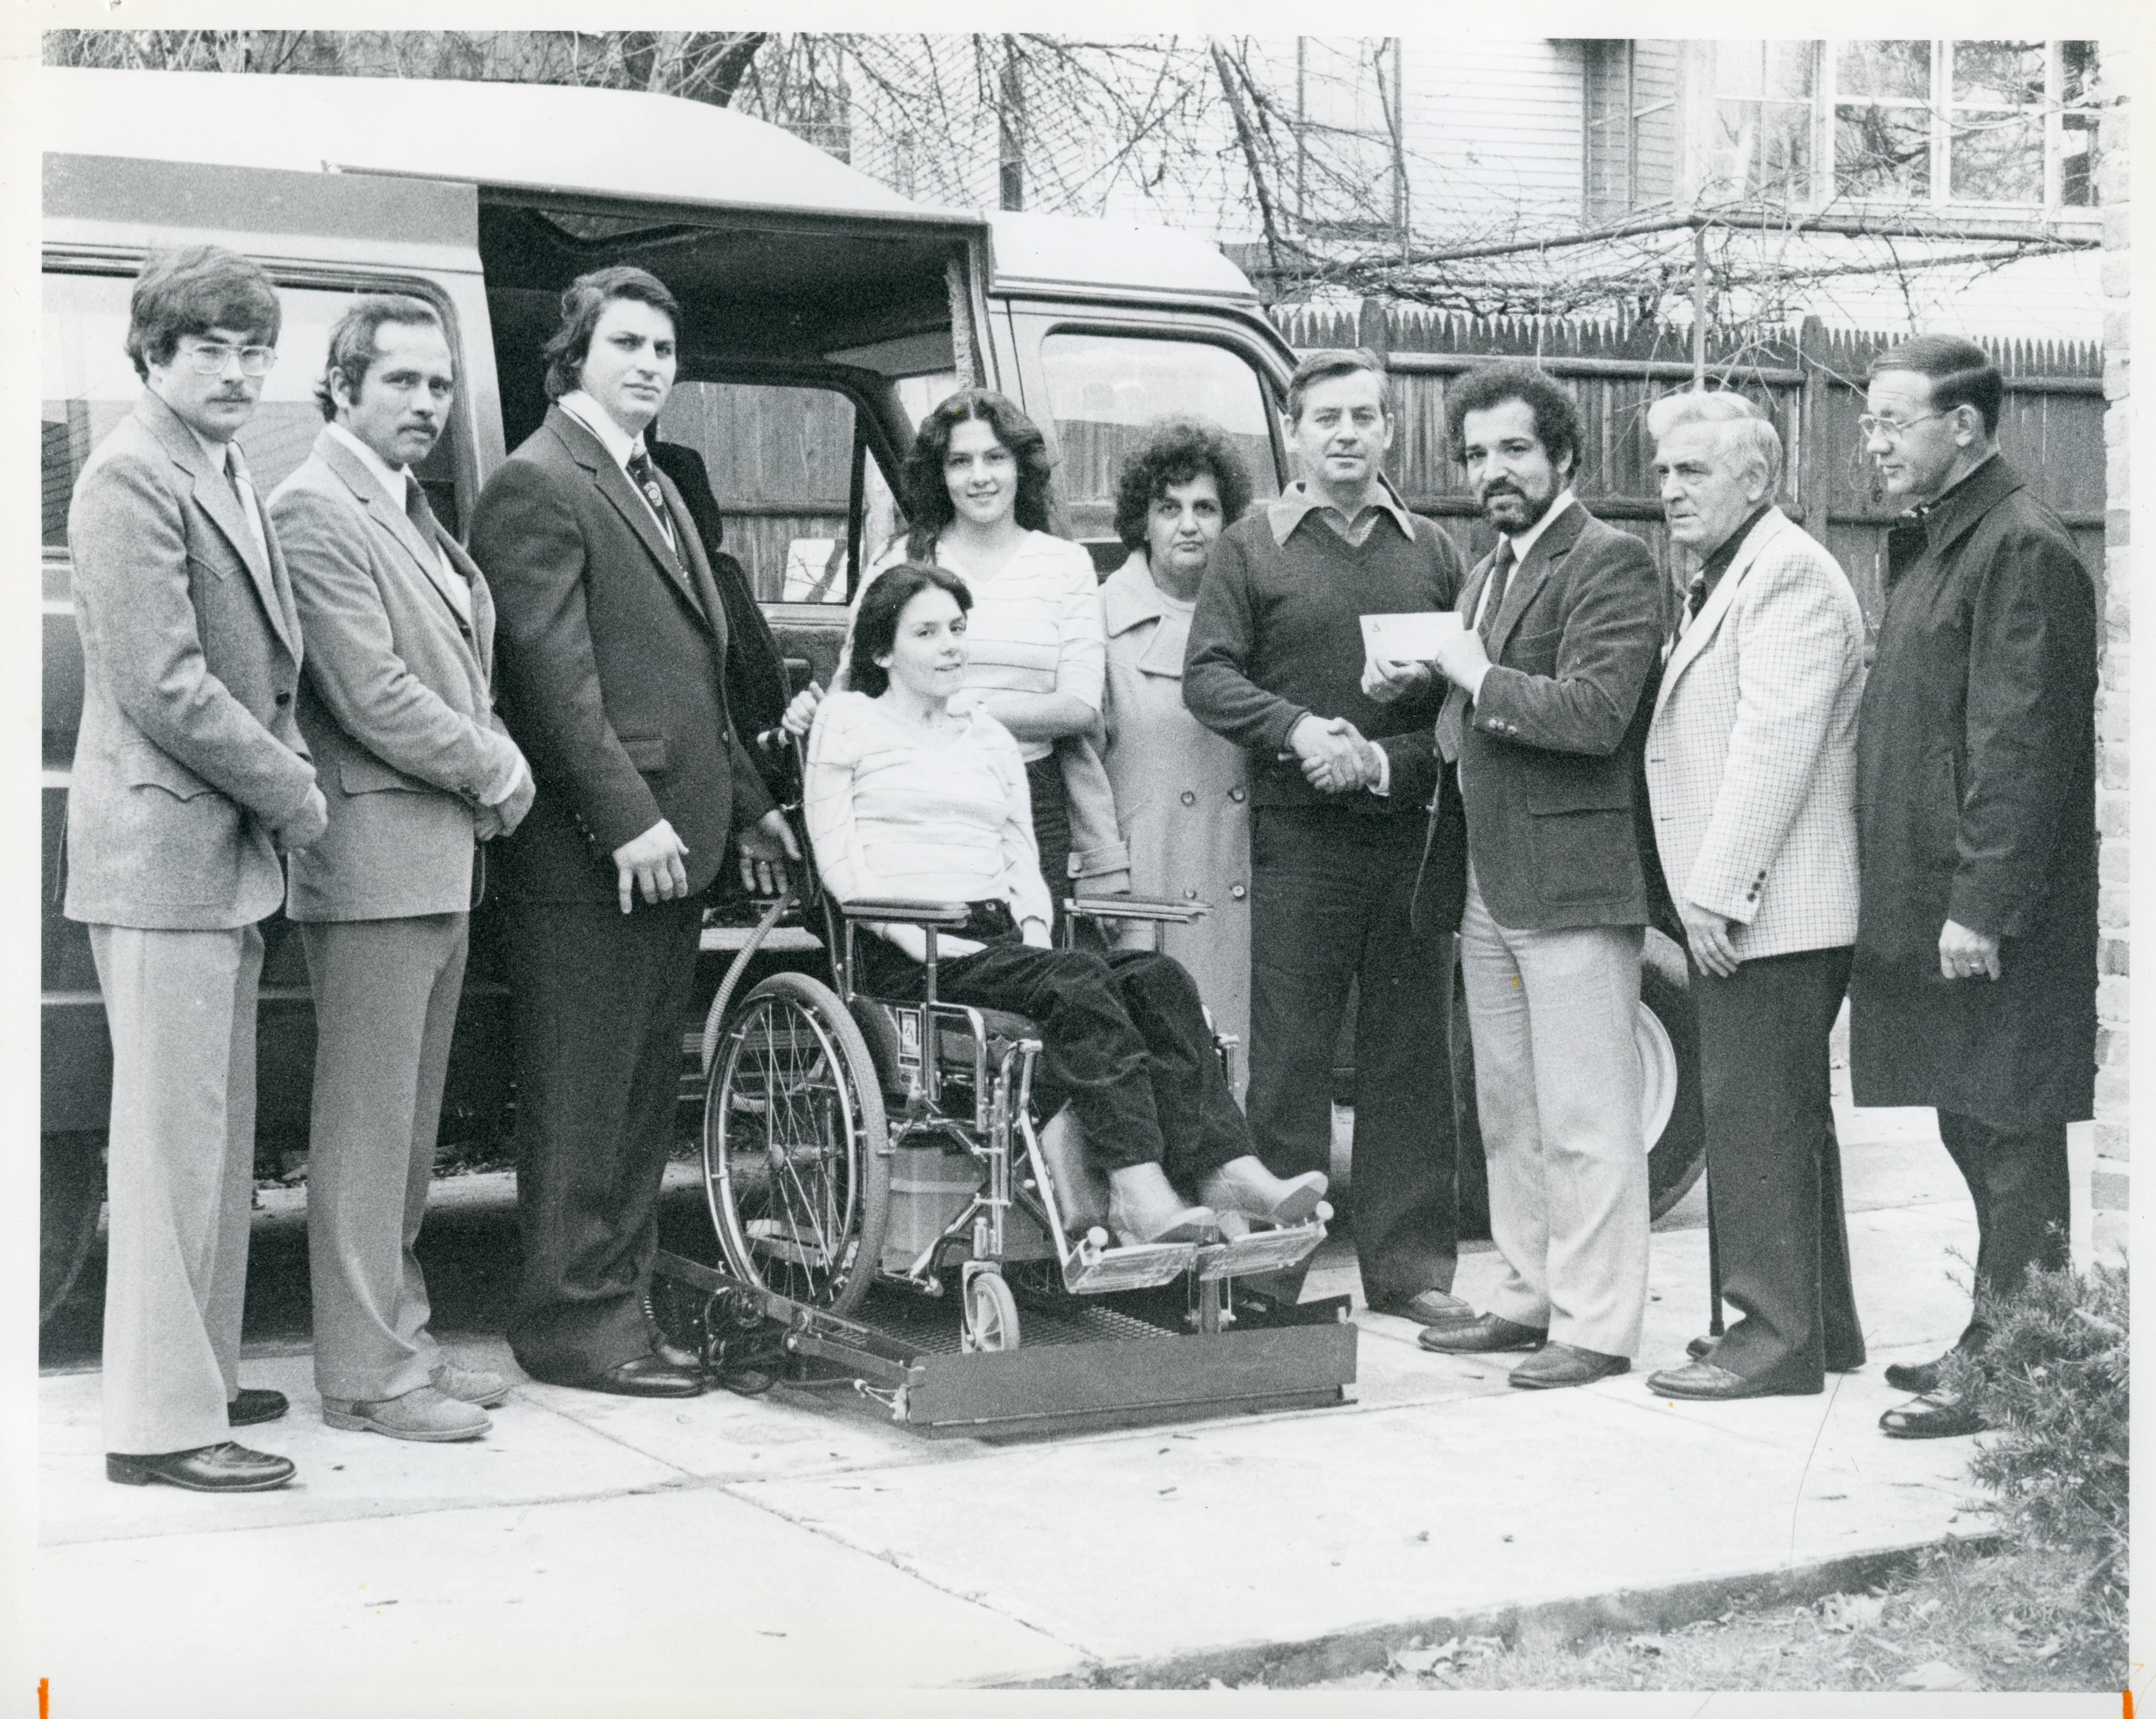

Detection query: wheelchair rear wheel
xmin=704 ymin=972 xmax=889 ymax=1317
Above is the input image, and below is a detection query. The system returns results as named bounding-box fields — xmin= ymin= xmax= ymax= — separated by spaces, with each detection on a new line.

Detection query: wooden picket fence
xmin=1269 ymin=304 xmax=2108 ymax=623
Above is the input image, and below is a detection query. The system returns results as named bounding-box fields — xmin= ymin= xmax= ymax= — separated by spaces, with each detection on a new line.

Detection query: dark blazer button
xmin=275 ymin=692 xmax=292 ymax=706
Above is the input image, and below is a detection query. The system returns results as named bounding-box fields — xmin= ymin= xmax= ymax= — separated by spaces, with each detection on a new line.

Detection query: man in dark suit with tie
xmin=1410 ymin=363 xmax=1665 ymax=1389
xmin=68 ymin=246 xmax=323 ymax=1491
xmin=471 ymin=266 xmax=798 ymax=1397
xmin=272 ymin=296 xmax=535 ymax=1441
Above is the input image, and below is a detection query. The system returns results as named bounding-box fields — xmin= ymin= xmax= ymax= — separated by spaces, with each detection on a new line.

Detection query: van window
xmin=657 ymin=380 xmax=858 ymax=604
xmin=1039 ymin=333 xmax=1281 ymax=542
xmin=42 ymin=271 xmax=461 ymax=553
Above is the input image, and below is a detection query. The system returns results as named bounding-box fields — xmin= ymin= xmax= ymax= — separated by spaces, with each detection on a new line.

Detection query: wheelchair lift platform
xmin=653 ymin=1249 xmax=1359 ymax=1440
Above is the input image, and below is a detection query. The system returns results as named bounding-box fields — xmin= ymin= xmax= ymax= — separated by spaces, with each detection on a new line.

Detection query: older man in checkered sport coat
xmin=1637 ymin=392 xmax=1868 ymax=1401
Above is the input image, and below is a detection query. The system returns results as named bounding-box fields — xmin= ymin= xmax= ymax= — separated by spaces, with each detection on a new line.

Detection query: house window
xmin=1817 ymin=39 xmax=2101 ymax=210
xmin=1584 ymin=40 xmax=1680 ymax=221
xmin=1834 ymin=41 xmax=1933 ymax=199
xmin=1709 ymin=41 xmax=1819 ymax=203
xmin=1293 ymin=38 xmax=1408 ymax=243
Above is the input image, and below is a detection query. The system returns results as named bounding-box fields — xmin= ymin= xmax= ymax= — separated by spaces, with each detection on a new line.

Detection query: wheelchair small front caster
xmin=960 ymin=1266 xmax=1021 ymax=1353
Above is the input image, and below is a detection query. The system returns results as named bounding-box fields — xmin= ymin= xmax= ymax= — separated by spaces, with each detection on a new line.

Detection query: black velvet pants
xmin=857 ymin=903 xmax=1248 ymax=1187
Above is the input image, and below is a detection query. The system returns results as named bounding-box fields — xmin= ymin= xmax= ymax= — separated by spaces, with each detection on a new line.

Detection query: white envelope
xmin=1360 ymin=610 xmax=1464 ymax=664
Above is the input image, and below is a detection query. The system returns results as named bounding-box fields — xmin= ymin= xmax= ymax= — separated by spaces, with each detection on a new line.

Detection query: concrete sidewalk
xmin=32 ymin=1103 xmax=2073 ymax=1707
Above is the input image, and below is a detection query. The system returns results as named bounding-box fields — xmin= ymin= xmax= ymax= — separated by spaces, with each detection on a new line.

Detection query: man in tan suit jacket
xmin=271 ymin=297 xmax=534 ymax=1442
xmin=1640 ymin=392 xmax=1868 ymax=1400
xmin=67 ymin=247 xmax=324 ymax=1493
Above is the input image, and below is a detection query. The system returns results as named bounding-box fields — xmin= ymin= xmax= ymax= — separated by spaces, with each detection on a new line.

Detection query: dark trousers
xmin=859 ymin=919 xmax=1248 ymax=1188
xmin=1936 ymin=1109 xmax=2071 ymax=1349
xmin=1246 ymin=805 xmax=1458 ymax=1307
xmin=1693 ymin=944 xmax=1864 ymax=1386
xmin=500 ymin=897 xmax=702 ymax=1383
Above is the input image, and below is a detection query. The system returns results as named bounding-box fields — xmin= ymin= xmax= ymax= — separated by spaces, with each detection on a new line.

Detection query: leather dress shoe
xmin=1689 ymin=1334 xmax=1865 ymax=1373
xmin=1379 ymin=1289 xmax=1477 ymax=1328
xmin=1646 ymin=1359 xmax=1818 ymax=1400
xmin=107 ymin=1442 xmax=295 ymax=1492
xmin=1883 ymin=1351 xmax=1954 ymax=1395
xmin=1880 ymin=1389 xmax=1984 ymax=1439
xmin=576 ymin=1354 xmax=705 ymax=1398
xmin=227 ymin=1387 xmax=288 ymax=1427
xmin=324 ymin=1384 xmax=490 ymax=1442
xmin=1417 ymin=1313 xmax=1546 ymax=1354
xmin=1510 ymin=1342 xmax=1629 ymax=1389
xmin=431 ymin=1361 xmax=512 ymax=1408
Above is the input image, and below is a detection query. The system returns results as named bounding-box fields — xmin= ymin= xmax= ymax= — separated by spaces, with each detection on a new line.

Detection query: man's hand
xmin=1286 ymin=714 xmax=1375 ymax=794
xmin=1432 ymin=626 xmax=1493 ymax=695
xmin=1939 ymin=918 xmax=2002 ymax=982
xmin=276 ymin=784 xmax=329 ymax=854
xmin=778 ymin=680 xmax=826 ymax=739
xmin=491 ymin=749 xmax=536 ymax=838
xmin=1679 ymin=899 xmax=1742 ymax=979
xmin=613 ymin=818 xmax=689 ymax=914
xmin=1361 ymin=656 xmax=1433 ymax=706
xmin=737 ymin=808 xmax=800 ymax=897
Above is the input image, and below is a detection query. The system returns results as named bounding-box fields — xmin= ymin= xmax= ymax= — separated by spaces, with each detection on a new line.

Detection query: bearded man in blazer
xmin=67 ymin=246 xmax=324 ymax=1493
xmin=470 ymin=266 xmax=797 ymax=1397
xmin=271 ymin=296 xmax=535 ymax=1442
xmin=1635 ymin=392 xmax=1868 ymax=1401
xmin=1409 ymin=363 xmax=1665 ymax=1390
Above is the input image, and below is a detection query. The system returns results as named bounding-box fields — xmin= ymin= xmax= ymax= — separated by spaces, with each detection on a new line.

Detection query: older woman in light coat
xmin=1088 ymin=420 xmax=1258 ymax=1095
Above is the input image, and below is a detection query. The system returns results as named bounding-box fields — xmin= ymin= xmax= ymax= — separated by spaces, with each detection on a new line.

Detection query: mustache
xmin=1481 ymin=480 xmax=1526 ymax=499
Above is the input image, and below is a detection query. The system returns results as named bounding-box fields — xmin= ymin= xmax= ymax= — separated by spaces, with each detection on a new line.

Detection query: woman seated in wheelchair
xmin=804 ymin=561 xmax=1326 ymax=1248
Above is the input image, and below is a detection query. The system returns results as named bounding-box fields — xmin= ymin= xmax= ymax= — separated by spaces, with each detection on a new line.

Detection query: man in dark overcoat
xmin=1849 ymin=334 xmax=2098 ymax=1440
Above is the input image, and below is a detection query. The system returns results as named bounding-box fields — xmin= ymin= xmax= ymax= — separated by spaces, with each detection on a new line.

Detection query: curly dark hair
xmin=1110 ymin=418 xmax=1256 ymax=552
xmin=849 ymin=562 xmax=973 ymax=699
xmin=1444 ymin=361 xmax=1586 ymax=483
xmin=899 ymin=389 xmax=1056 ymax=559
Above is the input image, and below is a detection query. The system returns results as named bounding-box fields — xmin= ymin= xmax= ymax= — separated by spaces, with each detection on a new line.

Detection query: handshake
xmin=1283 ymin=713 xmax=1384 ymax=795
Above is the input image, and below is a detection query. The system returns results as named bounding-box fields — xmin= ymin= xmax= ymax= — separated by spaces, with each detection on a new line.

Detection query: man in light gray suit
xmin=68 ymin=246 xmax=324 ymax=1493
xmin=1639 ymin=391 xmax=1868 ymax=1400
xmin=271 ymin=297 xmax=534 ymax=1442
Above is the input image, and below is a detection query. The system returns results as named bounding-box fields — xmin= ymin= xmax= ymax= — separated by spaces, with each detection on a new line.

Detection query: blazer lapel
xmin=652 ymin=464 xmax=721 ymax=633
xmin=1486 ymin=501 xmax=1586 ymax=660
xmin=317 ymin=431 xmax=476 ymax=629
xmin=138 ymin=394 xmax=298 ymax=658
xmin=1657 ymin=509 xmax=1787 ymax=713
xmin=549 ymin=410 xmax=713 ymax=632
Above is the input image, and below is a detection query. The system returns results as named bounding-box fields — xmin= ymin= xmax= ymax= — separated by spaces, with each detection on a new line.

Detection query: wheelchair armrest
xmin=834 ymin=897 xmax=974 ymax=928
xmin=1064 ymin=895 xmax=1212 ymax=925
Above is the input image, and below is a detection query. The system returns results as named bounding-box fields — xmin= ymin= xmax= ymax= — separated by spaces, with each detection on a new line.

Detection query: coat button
xmin=1229 ymin=787 xmax=1245 ymax=802
xmin=275 ymin=691 xmax=291 ymax=706
xmin=1180 ymin=790 xmax=1196 ymax=806
xmin=1183 ymin=888 xmax=1198 ymax=900
xmin=1230 ymin=884 xmax=1247 ymax=901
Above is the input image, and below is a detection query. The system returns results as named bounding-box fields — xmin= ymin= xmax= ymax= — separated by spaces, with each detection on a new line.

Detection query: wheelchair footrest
xmin=1061 ymin=1237 xmax=1199 ymax=1293
xmin=1192 ymin=1219 xmax=1329 ymax=1282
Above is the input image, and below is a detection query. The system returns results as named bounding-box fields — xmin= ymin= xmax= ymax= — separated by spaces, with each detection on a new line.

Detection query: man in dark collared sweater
xmin=1185 ymin=348 xmax=1468 ymax=1321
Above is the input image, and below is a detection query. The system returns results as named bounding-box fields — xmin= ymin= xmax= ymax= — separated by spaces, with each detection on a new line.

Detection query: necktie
xmin=1436 ymin=540 xmax=1517 ymax=764
xmin=1675 ymin=571 xmax=1709 ymax=639
xmin=626 ymin=449 xmax=678 ymax=554
xmin=407 ymin=475 xmax=472 ymax=625
xmin=225 ymin=444 xmax=267 ymax=563
xmin=1477 ymin=538 xmax=1516 ymax=648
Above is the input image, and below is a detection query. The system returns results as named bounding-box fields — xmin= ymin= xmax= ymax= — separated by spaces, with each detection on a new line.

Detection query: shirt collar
xmin=1500 ymin=489 xmax=1576 ymax=565
xmin=1918 ymin=450 xmax=2012 ymax=546
xmin=184 ymin=422 xmax=233 ymax=475
xmin=557 ymin=390 xmax=646 ymax=473
xmin=1266 ymin=473 xmax=1419 ymax=547
xmin=325 ymin=421 xmax=412 ymax=512
xmin=1698 ymin=503 xmax=1774 ymax=586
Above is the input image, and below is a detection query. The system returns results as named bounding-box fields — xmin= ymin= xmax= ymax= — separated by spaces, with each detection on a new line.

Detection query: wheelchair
xmin=653 ymin=788 xmax=1352 ymax=1434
